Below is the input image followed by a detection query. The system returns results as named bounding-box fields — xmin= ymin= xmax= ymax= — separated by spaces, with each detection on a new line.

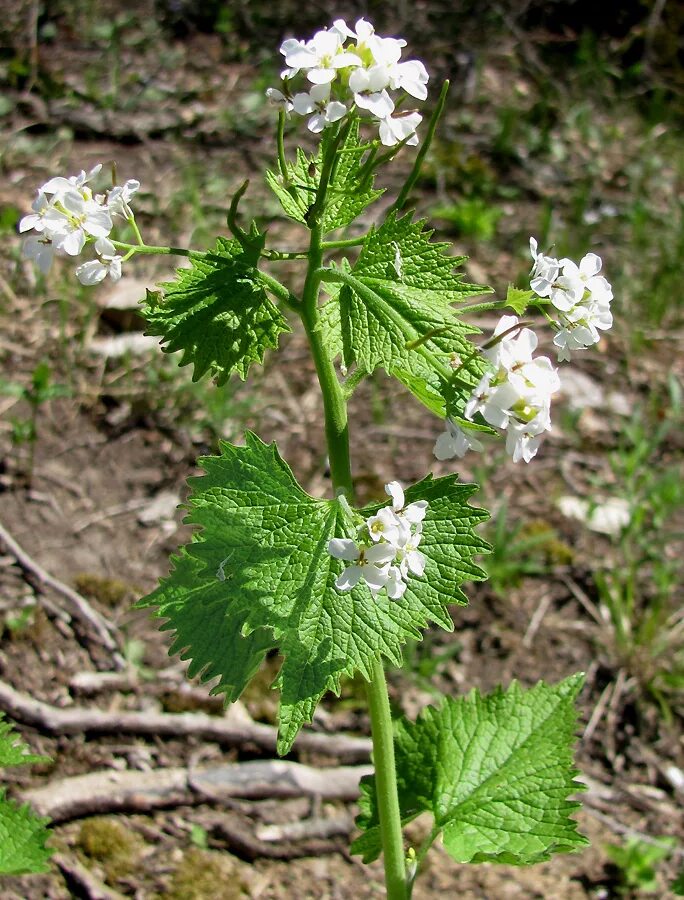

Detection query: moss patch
xmin=162 ymin=847 xmax=246 ymax=899
xmin=76 ymin=816 xmax=142 ymax=885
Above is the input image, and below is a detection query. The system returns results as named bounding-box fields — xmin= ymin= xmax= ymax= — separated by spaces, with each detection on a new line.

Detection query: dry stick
xmin=0 ymin=681 xmax=372 ymax=763
xmin=20 ymin=760 xmax=372 ymax=823
xmin=52 ymin=853 xmax=127 ymax=900
xmin=209 ymin=814 xmax=350 ymax=862
xmin=256 ymin=812 xmax=355 ymax=843
xmin=0 ymin=520 xmax=125 ymax=670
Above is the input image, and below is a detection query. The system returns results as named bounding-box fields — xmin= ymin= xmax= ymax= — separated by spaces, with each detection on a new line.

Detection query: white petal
xmin=386 ymin=568 xmax=407 ymax=599
xmin=59 ymin=228 xmax=86 ymax=256
xmin=403 ymin=500 xmax=427 ymax=524
xmin=333 ymin=51 xmax=363 ymax=68
xmin=384 ymin=481 xmax=404 ymax=510
xmin=19 ymin=214 xmax=42 ymax=233
xmin=83 ymin=209 xmax=112 ymax=238
xmin=434 ymin=430 xmax=459 ymax=460
xmin=407 ymin=549 xmax=426 ymax=577
xmin=94 ymin=236 xmax=116 ymax=256
xmin=307 ymin=67 xmax=337 ymax=85
xmin=336 ymin=565 xmax=362 ymax=591
xmin=292 ymin=92 xmax=316 ymax=115
xmin=328 ymin=538 xmax=360 ymax=561
xmin=75 ymin=260 xmax=107 ymax=285
xmin=579 ymin=253 xmax=602 ymax=278
xmin=307 ymin=113 xmax=327 ymax=133
xmin=325 ymin=101 xmax=348 ymax=123
xmin=355 ymin=88 xmax=394 ymax=117
xmin=363 ymin=563 xmax=390 ymax=593
xmin=365 ymin=543 xmax=396 ymax=566
xmin=40 ymin=176 xmax=74 ymax=196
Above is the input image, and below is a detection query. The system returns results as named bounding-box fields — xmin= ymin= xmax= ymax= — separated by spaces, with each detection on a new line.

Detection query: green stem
xmin=389 ymin=80 xmax=450 ymax=216
xmin=300 ymin=223 xmax=353 ymax=496
xmin=227 ymin=179 xmax=252 ymax=250
xmin=367 ymin=658 xmax=408 ymax=900
xmin=261 ymin=249 xmax=309 ymax=260
xmin=127 ymin=215 xmax=145 ymax=246
xmin=257 ymin=270 xmax=300 ymax=312
xmin=321 ymin=236 xmax=366 ymax=250
xmin=109 ymin=241 xmax=197 ymax=257
xmin=277 ymin=110 xmax=289 ymax=182
xmin=298 ymin=130 xmax=407 ymax=897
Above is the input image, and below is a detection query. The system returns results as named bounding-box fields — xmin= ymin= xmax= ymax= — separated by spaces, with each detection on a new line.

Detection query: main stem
xmin=366 ymin=660 xmax=409 ymax=900
xmin=298 ymin=128 xmax=407 ymax=897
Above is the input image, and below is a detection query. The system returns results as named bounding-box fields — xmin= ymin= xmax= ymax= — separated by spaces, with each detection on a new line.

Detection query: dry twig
xmin=52 ymin=852 xmax=127 ymax=900
xmin=20 ymin=760 xmax=372 ymax=823
xmin=0 ymin=680 xmax=372 ymax=762
xmin=0 ymin=520 xmax=125 ymax=669
xmin=256 ymin=812 xmax=355 ymax=843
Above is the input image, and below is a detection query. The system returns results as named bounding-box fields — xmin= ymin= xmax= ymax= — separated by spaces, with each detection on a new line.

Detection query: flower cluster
xmin=435 ymin=238 xmax=614 ymax=465
xmin=328 ymin=481 xmax=427 ymax=599
xmin=530 ymin=237 xmax=613 ymax=361
xmin=19 ymin=164 xmax=140 ymax=285
xmin=435 ymin=315 xmax=561 ymax=464
xmin=266 ymin=18 xmax=428 ymax=146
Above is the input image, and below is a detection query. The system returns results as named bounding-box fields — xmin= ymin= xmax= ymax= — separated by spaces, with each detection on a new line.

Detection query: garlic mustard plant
xmin=20 ymin=16 xmax=612 ymax=897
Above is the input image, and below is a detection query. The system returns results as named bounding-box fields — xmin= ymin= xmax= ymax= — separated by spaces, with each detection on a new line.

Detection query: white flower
xmin=434 ymin=419 xmax=484 ymax=460
xmin=348 ymin=66 xmax=395 ymax=117
xmin=19 ymin=192 xmax=51 ymax=234
xmin=328 ymin=538 xmax=395 ymax=593
xmin=464 ymin=372 xmax=520 ymax=429
xmin=483 ymin=315 xmax=537 ymax=369
xmin=75 ymin=237 xmax=123 ymax=285
xmin=107 ymin=179 xmax=140 ymax=218
xmin=550 ymin=253 xmax=609 ymax=312
xmin=39 ymin=163 xmax=102 ymax=198
xmin=507 ymin=355 xmax=561 ymax=405
xmin=366 ymin=506 xmax=408 ymax=546
xmin=529 ymin=237 xmax=560 ymax=298
xmin=378 ymin=111 xmax=422 ymax=146
xmin=42 ymin=189 xmax=112 ymax=256
xmin=281 ymin=29 xmax=362 ymax=85
xmin=384 ymin=481 xmax=427 ymax=525
xmin=292 ymin=83 xmax=347 ymax=133
xmin=553 ymin=302 xmax=613 ymax=361
xmin=22 ymin=235 xmax=55 ymax=274
xmin=396 ymin=524 xmax=426 ymax=579
xmin=541 ymin=249 xmax=613 ymax=359
xmin=266 ymin=87 xmax=294 ymax=112
xmin=387 ymin=59 xmax=429 ymax=101
xmin=505 ymin=417 xmax=548 ymax=463
xmin=386 ymin=565 xmax=407 ymax=600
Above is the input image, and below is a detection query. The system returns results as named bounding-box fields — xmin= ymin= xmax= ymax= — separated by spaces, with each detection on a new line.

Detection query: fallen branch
xmin=0 ymin=520 xmax=125 ymax=670
xmin=20 ymin=760 xmax=372 ymax=823
xmin=209 ymin=815 xmax=351 ymax=861
xmin=52 ymin=852 xmax=127 ymax=899
xmin=256 ymin=812 xmax=354 ymax=843
xmin=0 ymin=681 xmax=372 ymax=762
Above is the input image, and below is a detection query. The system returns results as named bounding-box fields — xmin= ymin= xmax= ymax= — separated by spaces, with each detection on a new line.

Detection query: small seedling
xmin=0 ymin=360 xmax=70 ymax=486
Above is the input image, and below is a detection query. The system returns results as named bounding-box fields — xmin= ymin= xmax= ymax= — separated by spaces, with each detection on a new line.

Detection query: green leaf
xmin=0 ymin=715 xmax=52 ymax=875
xmin=142 ymin=235 xmax=290 ymax=386
xmin=505 ymin=284 xmax=536 ymax=315
xmin=353 ymin=674 xmax=588 ymax=866
xmin=266 ymin=119 xmax=383 ymax=233
xmin=329 ymin=213 xmax=491 ymax=417
xmin=140 ymin=433 xmax=488 ymax=754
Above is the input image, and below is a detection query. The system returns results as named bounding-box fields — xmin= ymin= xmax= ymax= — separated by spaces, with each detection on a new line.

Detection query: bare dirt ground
xmin=1 ymin=4 xmax=683 ymax=898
